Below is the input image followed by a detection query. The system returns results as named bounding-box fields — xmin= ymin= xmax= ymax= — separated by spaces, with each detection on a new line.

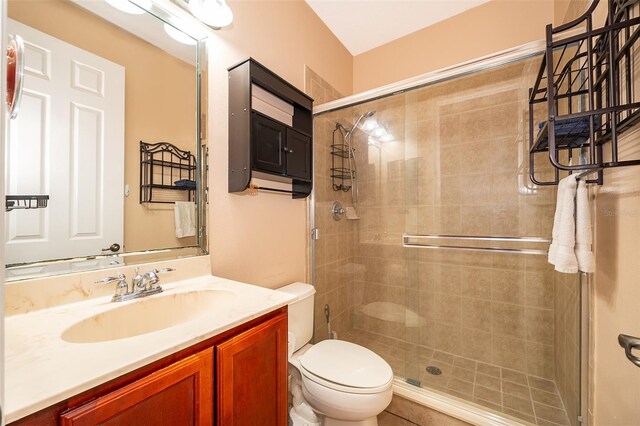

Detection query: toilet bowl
xmin=279 ymin=283 xmax=393 ymax=426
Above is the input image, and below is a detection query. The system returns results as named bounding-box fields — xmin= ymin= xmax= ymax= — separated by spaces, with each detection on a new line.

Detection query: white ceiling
xmin=305 ymin=0 xmax=490 ymax=55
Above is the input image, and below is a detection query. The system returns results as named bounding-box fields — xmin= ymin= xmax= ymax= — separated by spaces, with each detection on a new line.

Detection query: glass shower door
xmin=402 ymin=58 xmax=579 ymax=425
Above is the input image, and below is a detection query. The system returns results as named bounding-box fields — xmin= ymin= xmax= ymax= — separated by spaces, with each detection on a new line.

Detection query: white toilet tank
xmin=278 ymin=282 xmax=315 ymax=352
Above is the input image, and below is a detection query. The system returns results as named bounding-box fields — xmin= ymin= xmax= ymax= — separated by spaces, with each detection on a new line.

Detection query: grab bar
xmin=402 ymin=233 xmax=550 ymax=255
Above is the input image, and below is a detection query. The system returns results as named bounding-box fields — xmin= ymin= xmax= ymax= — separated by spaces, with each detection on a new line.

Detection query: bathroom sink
xmin=61 ymin=289 xmax=238 ymax=343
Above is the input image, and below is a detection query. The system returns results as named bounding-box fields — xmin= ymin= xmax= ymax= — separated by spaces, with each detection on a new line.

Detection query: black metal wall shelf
xmin=6 ymin=195 xmax=49 ymax=212
xmin=529 ymin=0 xmax=640 ymax=186
xmin=140 ymin=141 xmax=196 ymax=204
xmin=228 ymin=58 xmax=313 ymax=199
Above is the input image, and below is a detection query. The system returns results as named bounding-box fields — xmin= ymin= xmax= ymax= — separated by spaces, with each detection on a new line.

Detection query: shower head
xmin=346 ymin=110 xmax=376 ymax=137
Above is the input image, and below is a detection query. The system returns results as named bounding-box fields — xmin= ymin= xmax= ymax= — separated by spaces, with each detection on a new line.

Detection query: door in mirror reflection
xmin=6 ymin=19 xmax=124 ymax=265
xmin=4 ymin=0 xmax=204 ymax=277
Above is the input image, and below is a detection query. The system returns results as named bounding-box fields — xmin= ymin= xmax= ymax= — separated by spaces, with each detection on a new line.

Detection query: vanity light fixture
xmin=105 ymin=0 xmax=152 ymax=15
xmin=163 ymin=23 xmax=197 ymax=45
xmin=185 ymin=0 xmax=233 ymax=29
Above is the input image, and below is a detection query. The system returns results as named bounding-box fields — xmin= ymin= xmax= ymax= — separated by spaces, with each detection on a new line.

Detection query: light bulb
xmin=189 ymin=0 xmax=233 ymax=28
xmin=362 ymin=118 xmax=377 ymax=131
xmin=380 ymin=133 xmax=394 ymax=142
xmin=105 ymin=0 xmax=151 ymax=14
xmin=164 ymin=23 xmax=197 ymax=45
xmin=372 ymin=127 xmax=386 ymax=137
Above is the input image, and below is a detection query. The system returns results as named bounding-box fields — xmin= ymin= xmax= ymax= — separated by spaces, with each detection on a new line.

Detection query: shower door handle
xmin=618 ymin=334 xmax=640 ymax=368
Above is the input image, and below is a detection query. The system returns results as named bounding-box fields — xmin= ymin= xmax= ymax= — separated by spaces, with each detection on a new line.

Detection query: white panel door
xmin=5 ymin=19 xmax=124 ymax=264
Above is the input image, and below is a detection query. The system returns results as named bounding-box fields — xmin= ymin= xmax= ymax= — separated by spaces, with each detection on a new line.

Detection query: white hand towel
xmin=575 ymin=179 xmax=595 ymax=273
xmin=548 ymin=175 xmax=579 ymax=273
xmin=547 ymin=176 xmax=566 ymax=265
xmin=174 ymin=201 xmax=196 ymax=238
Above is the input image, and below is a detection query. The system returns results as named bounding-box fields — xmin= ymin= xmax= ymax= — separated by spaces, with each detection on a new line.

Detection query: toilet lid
xmin=300 ymin=340 xmax=393 ymax=389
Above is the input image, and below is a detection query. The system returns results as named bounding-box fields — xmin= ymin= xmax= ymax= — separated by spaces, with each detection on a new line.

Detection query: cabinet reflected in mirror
xmin=5 ymin=0 xmax=207 ymax=280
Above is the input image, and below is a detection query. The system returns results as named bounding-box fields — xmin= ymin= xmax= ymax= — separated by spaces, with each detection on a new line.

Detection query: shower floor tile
xmin=340 ymin=330 xmax=571 ymax=426
xmin=419 ymin=352 xmax=571 ymax=426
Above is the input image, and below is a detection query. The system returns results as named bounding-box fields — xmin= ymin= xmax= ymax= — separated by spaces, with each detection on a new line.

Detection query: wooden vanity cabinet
xmin=217 ymin=310 xmax=288 ymax=425
xmin=61 ymin=348 xmax=214 ymax=426
xmin=9 ymin=308 xmax=288 ymax=426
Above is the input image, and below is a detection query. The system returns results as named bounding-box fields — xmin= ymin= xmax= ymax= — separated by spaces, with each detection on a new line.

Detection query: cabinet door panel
xmin=251 ymin=113 xmax=286 ymax=175
xmin=285 ymin=128 xmax=311 ymax=181
xmin=60 ymin=348 xmax=213 ymax=426
xmin=217 ymin=312 xmax=287 ymax=426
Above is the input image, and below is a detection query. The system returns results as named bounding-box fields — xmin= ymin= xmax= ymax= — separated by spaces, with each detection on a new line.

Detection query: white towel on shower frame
xmin=575 ymin=179 xmax=595 ymax=273
xmin=548 ymin=175 xmax=579 ymax=273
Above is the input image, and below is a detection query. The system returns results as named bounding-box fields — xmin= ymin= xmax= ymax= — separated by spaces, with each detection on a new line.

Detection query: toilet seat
xmin=298 ymin=340 xmax=393 ymax=394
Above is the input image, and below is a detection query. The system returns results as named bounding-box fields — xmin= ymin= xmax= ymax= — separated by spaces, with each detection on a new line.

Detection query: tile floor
xmin=378 ymin=411 xmax=417 ymax=426
xmin=342 ymin=330 xmax=571 ymax=426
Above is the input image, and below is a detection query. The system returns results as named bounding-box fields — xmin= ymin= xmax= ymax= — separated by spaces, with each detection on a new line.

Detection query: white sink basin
xmin=61 ymin=289 xmax=238 ymax=343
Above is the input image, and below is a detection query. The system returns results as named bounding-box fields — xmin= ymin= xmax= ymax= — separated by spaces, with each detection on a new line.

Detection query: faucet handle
xmin=152 ymin=268 xmax=175 ymax=274
xmin=96 ymin=273 xmax=126 ymax=285
xmin=96 ymin=274 xmax=129 ymax=300
xmin=144 ymin=268 xmax=174 ymax=290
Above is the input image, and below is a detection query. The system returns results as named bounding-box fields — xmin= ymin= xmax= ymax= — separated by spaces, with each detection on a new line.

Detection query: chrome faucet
xmin=96 ymin=268 xmax=175 ymax=302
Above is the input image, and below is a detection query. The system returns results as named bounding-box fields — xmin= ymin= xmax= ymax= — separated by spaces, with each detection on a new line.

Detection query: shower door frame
xmin=311 ymin=36 xmax=590 ymax=426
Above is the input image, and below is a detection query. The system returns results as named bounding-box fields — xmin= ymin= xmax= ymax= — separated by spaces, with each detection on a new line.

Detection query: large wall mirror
xmin=5 ymin=0 xmax=208 ymax=281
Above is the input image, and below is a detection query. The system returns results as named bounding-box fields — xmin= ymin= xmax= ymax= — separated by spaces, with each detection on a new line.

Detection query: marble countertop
xmin=4 ymin=275 xmax=295 ymax=423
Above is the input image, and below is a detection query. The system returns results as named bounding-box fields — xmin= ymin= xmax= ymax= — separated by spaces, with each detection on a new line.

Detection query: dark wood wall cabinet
xmin=10 ymin=308 xmax=288 ymax=426
xmin=228 ymin=58 xmax=313 ymax=198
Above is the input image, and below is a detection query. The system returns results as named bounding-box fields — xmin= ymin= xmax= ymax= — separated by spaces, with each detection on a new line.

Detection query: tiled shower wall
xmin=345 ymin=59 xmax=563 ymax=380
xmin=305 ymin=68 xmax=356 ymax=342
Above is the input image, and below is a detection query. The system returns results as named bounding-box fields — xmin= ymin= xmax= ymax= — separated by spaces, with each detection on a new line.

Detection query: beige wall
xmin=591 ymin=162 xmax=640 ymax=425
xmin=352 ymin=0 xmax=554 ymax=93
xmin=205 ymin=0 xmax=352 ymax=288
xmin=8 ymin=0 xmax=197 ymax=252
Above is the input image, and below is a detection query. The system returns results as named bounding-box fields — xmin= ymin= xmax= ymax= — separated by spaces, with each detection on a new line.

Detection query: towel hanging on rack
xmin=548 ymin=174 xmax=595 ymax=273
xmin=174 ymin=201 xmax=196 ymax=238
xmin=575 ymin=179 xmax=595 ymax=273
xmin=548 ymin=175 xmax=579 ymax=273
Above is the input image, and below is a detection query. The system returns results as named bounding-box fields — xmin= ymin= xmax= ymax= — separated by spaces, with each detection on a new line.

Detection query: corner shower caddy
xmin=140 ymin=141 xmax=196 ymax=204
xmin=331 ymin=125 xmax=354 ymax=191
xmin=529 ymin=0 xmax=640 ymax=185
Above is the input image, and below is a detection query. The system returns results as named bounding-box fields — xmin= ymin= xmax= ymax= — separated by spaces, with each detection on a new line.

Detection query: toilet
xmin=279 ymin=283 xmax=393 ymax=426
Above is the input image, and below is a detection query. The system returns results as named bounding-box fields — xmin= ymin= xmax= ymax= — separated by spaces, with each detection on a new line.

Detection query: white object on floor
xmin=290 ymin=363 xmax=321 ymax=426
xmin=575 ymin=179 xmax=595 ymax=273
xmin=174 ymin=201 xmax=196 ymax=238
xmin=548 ymin=175 xmax=579 ymax=273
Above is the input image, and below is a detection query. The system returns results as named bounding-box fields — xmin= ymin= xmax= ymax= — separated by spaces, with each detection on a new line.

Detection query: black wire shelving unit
xmin=529 ymin=0 xmax=640 ymax=185
xmin=140 ymin=141 xmax=196 ymax=204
